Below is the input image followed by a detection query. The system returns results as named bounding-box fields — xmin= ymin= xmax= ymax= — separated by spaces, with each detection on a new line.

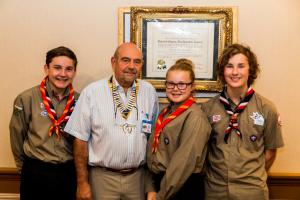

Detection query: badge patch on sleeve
xmin=278 ymin=115 xmax=283 ymax=126
xmin=250 ymin=112 xmax=264 ymax=126
xmin=13 ymin=105 xmax=23 ymax=116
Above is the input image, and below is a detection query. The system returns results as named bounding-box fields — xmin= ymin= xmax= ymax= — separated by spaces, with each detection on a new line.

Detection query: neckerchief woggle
xmin=220 ymin=87 xmax=255 ymax=143
xmin=40 ymin=76 xmax=75 ymax=140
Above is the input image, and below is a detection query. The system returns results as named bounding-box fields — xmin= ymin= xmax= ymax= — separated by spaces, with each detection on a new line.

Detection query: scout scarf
xmin=40 ymin=76 xmax=75 ymax=139
xmin=152 ymin=96 xmax=195 ymax=153
xmin=108 ymin=76 xmax=139 ymax=120
xmin=220 ymin=87 xmax=255 ymax=143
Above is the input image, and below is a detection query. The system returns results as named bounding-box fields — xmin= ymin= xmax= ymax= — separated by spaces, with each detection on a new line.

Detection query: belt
xmin=100 ymin=165 xmax=144 ymax=175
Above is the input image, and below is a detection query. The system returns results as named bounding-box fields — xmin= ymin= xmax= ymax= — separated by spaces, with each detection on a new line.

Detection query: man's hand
xmin=77 ymin=181 xmax=92 ymax=200
xmin=147 ymin=191 xmax=157 ymax=200
xmin=74 ymin=138 xmax=91 ymax=200
xmin=265 ymin=149 xmax=277 ymax=171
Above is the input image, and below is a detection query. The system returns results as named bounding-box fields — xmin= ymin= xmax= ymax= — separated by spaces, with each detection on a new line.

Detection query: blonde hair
xmin=166 ymin=58 xmax=195 ymax=83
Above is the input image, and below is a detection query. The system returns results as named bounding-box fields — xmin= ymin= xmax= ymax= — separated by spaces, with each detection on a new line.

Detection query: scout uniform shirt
xmin=10 ymin=81 xmax=80 ymax=170
xmin=201 ymin=92 xmax=284 ymax=200
xmin=147 ymin=103 xmax=211 ymax=200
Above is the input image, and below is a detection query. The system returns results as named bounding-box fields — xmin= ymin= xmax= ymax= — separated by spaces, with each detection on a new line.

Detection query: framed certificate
xmin=128 ymin=6 xmax=238 ymax=92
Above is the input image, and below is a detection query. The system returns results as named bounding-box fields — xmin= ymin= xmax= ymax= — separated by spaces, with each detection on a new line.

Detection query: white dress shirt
xmin=65 ymin=76 xmax=158 ymax=169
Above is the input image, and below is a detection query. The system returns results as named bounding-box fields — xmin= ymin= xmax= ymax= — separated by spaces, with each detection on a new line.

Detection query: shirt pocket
xmin=208 ymin=114 xmax=228 ymax=145
xmin=243 ymin=119 xmax=265 ymax=151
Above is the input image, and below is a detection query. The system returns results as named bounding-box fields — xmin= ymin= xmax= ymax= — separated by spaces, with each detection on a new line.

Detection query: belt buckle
xmin=119 ymin=168 xmax=136 ymax=174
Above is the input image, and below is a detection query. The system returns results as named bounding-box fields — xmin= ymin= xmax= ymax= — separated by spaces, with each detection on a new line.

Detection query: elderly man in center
xmin=64 ymin=42 xmax=159 ymax=200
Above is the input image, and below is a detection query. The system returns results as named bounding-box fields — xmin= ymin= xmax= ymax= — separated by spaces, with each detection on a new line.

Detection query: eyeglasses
xmin=165 ymin=81 xmax=192 ymax=90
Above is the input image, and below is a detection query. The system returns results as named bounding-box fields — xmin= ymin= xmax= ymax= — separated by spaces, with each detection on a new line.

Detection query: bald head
xmin=111 ymin=43 xmax=143 ymax=91
xmin=113 ymin=42 xmax=143 ymax=60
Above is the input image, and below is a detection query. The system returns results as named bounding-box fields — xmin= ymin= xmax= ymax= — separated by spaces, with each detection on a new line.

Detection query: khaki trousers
xmin=89 ymin=166 xmax=145 ymax=200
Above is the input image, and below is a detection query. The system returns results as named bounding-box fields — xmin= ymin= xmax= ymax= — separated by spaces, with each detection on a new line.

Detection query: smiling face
xmin=44 ymin=56 xmax=76 ymax=94
xmin=111 ymin=43 xmax=143 ymax=89
xmin=166 ymin=70 xmax=194 ymax=104
xmin=224 ymin=53 xmax=250 ymax=92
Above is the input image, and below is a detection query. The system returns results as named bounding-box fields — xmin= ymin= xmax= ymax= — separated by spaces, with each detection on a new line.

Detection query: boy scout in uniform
xmin=201 ymin=43 xmax=284 ymax=200
xmin=10 ymin=46 xmax=79 ymax=200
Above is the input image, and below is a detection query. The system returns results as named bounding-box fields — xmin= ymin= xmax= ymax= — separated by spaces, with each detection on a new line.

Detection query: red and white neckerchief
xmin=152 ymin=96 xmax=195 ymax=153
xmin=40 ymin=76 xmax=75 ymax=140
xmin=220 ymin=87 xmax=255 ymax=143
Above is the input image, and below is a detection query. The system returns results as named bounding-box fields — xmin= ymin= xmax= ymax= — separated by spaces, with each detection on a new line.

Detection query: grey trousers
xmin=89 ymin=166 xmax=145 ymax=200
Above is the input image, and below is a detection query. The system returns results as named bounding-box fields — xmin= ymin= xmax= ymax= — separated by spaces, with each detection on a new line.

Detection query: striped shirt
xmin=65 ymin=76 xmax=159 ymax=169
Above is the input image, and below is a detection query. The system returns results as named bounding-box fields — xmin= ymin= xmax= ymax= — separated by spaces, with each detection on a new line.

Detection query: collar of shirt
xmin=224 ymin=90 xmax=245 ymax=110
xmin=164 ymin=102 xmax=182 ymax=119
xmin=112 ymin=76 xmax=136 ymax=97
xmin=46 ymin=79 xmax=70 ymax=102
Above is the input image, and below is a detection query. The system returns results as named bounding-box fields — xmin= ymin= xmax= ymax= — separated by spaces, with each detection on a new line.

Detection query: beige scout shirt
xmin=147 ymin=103 xmax=211 ymax=200
xmin=9 ymin=81 xmax=79 ymax=170
xmin=201 ymin=92 xmax=284 ymax=200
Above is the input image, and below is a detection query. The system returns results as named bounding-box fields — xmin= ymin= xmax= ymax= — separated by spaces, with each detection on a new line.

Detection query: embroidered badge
xmin=250 ymin=135 xmax=257 ymax=142
xmin=164 ymin=137 xmax=169 ymax=145
xmin=40 ymin=110 xmax=48 ymax=117
xmin=14 ymin=105 xmax=23 ymax=111
xmin=13 ymin=105 xmax=23 ymax=116
xmin=278 ymin=115 xmax=283 ymax=126
xmin=212 ymin=114 xmax=221 ymax=122
xmin=250 ymin=112 xmax=264 ymax=126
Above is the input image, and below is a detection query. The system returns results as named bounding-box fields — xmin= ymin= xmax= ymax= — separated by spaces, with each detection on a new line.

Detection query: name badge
xmin=142 ymin=119 xmax=152 ymax=134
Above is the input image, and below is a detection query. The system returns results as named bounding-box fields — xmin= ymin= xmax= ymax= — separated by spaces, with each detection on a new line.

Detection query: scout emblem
xmin=250 ymin=135 xmax=257 ymax=142
xmin=40 ymin=110 xmax=48 ymax=117
xmin=250 ymin=112 xmax=264 ymax=126
xmin=212 ymin=114 xmax=221 ymax=122
xmin=164 ymin=137 xmax=169 ymax=145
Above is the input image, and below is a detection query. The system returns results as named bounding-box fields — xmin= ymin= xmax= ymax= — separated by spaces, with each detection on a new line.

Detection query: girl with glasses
xmin=147 ymin=58 xmax=211 ymax=200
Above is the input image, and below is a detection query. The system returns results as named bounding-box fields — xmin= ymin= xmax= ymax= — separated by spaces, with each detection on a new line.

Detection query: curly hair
xmin=217 ymin=43 xmax=260 ymax=86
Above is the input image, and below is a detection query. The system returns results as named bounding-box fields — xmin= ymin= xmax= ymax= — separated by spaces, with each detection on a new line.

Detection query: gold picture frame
xmin=128 ymin=6 xmax=238 ymax=92
xmin=118 ymin=7 xmax=131 ymax=44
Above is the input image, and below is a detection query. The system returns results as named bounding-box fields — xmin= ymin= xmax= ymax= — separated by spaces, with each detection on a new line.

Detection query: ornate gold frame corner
xmin=130 ymin=6 xmax=238 ymax=92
